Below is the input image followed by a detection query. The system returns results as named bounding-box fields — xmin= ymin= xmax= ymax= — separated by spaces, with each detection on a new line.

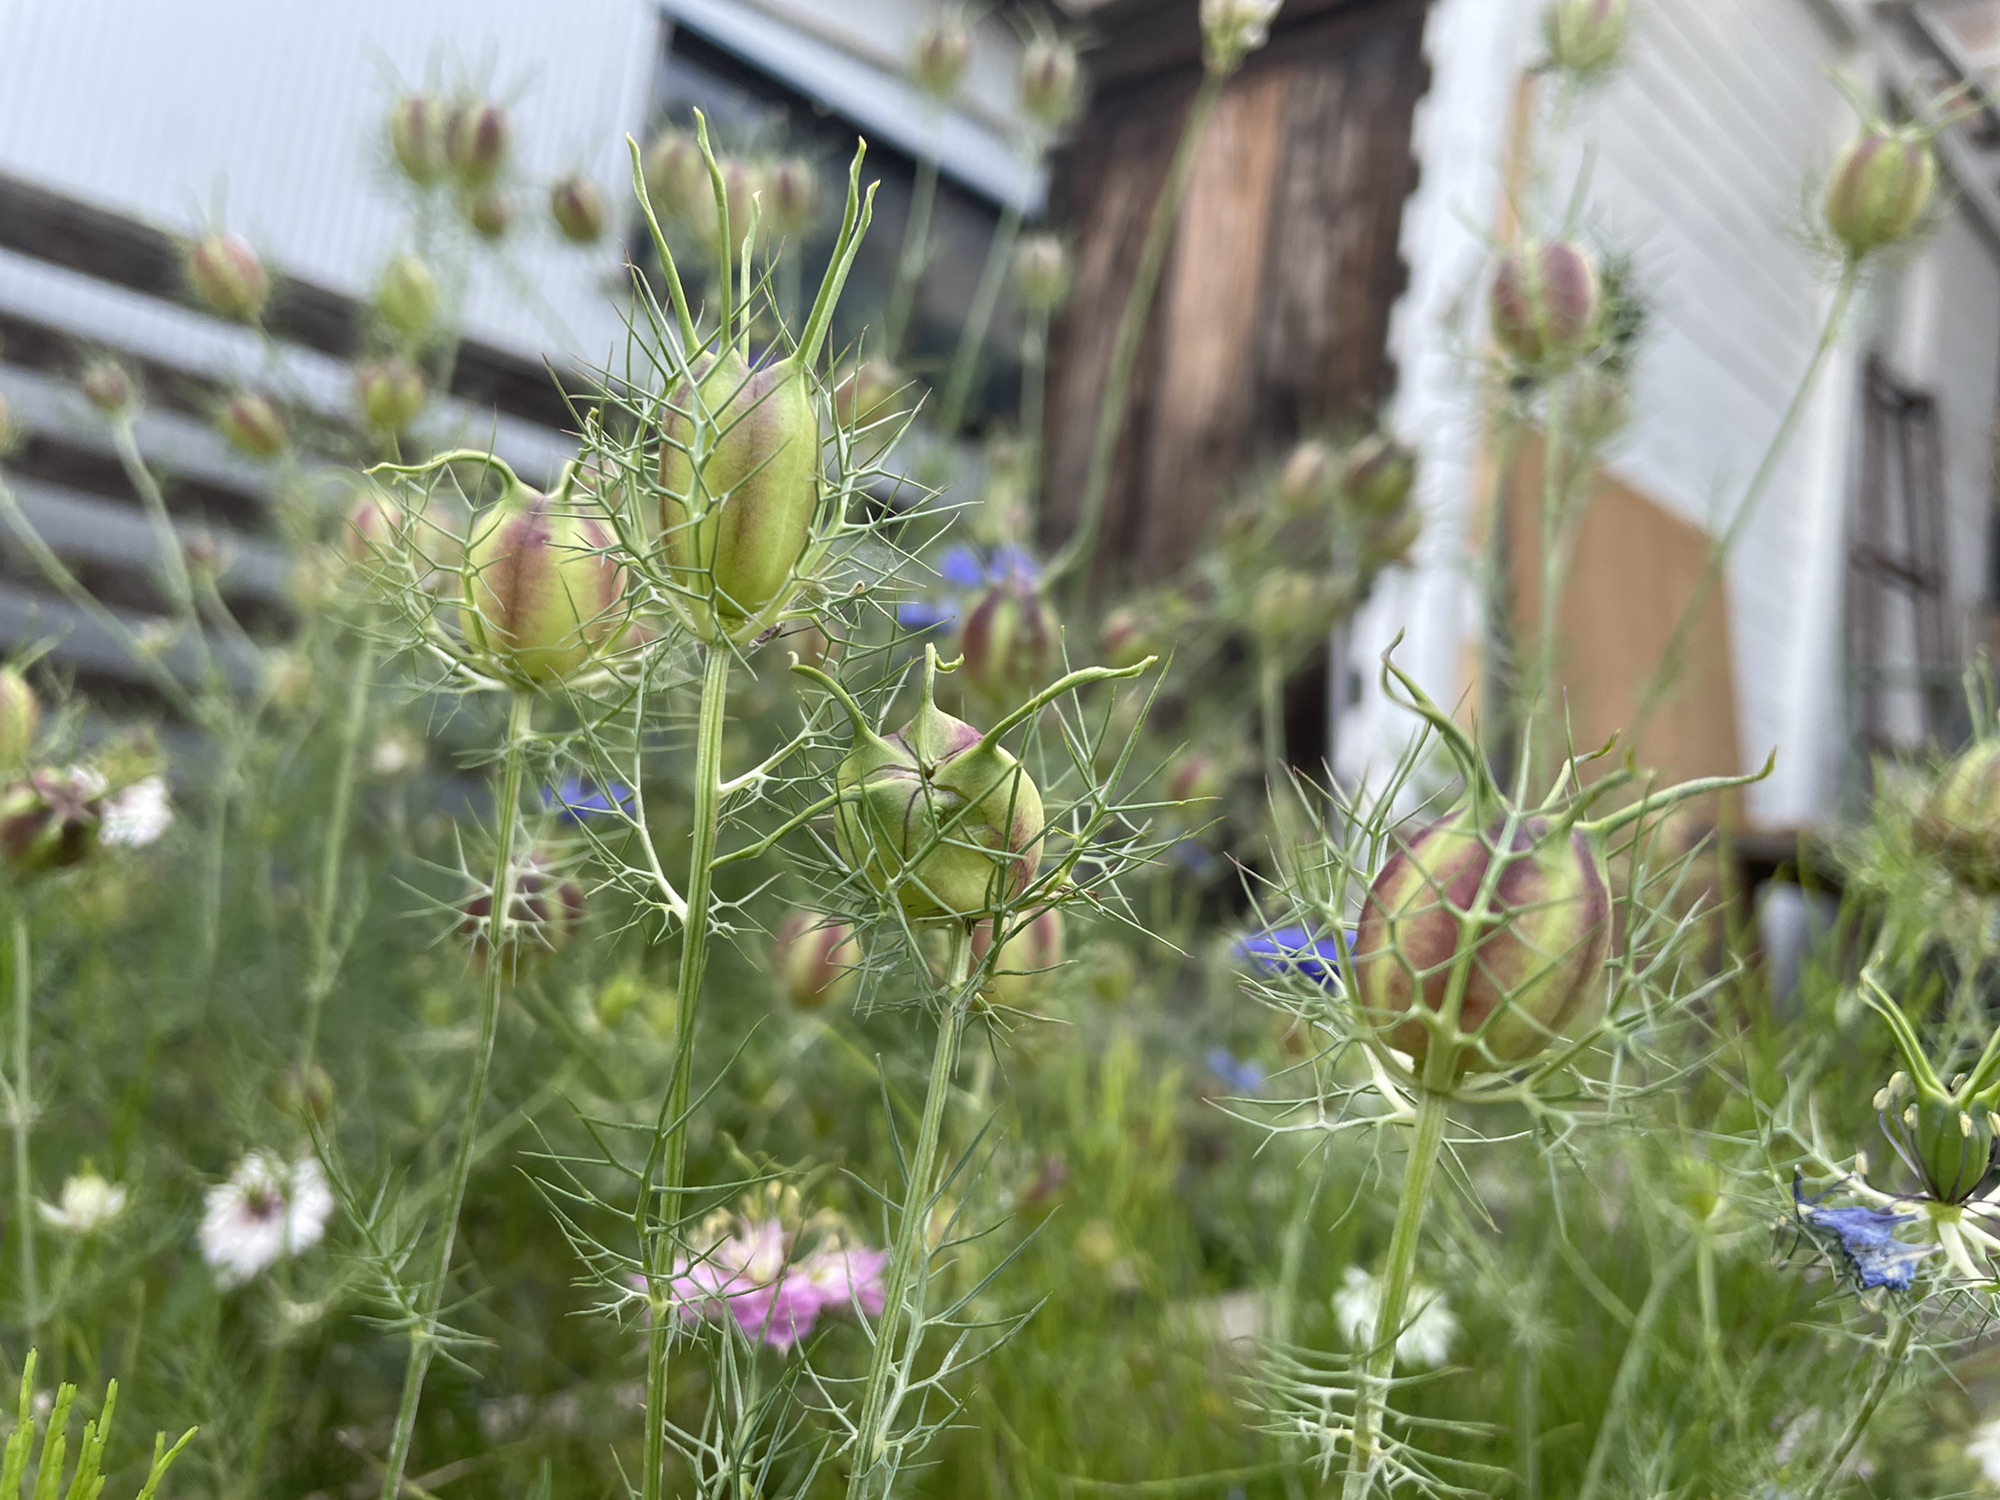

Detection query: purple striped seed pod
xmin=464 ymin=187 xmax=513 ymax=241
xmin=1353 ymin=808 xmax=1610 ymax=1075
xmin=766 ymin=157 xmax=820 ymax=240
xmin=187 ymin=233 xmax=269 ymax=324
xmin=911 ymin=21 xmax=972 ymax=101
xmin=549 ymin=175 xmax=607 ymax=245
xmin=959 ymin=580 xmax=1061 ymax=707
xmin=354 ymin=357 xmax=427 ymax=435
xmin=772 ymin=911 xmax=863 ymax=1010
xmin=1824 ymin=125 xmax=1936 ymax=260
xmin=971 ymin=906 xmax=1066 ymax=1009
xmin=80 ymin=360 xmax=137 ymax=417
xmin=1543 ymin=0 xmax=1629 ymax=78
xmin=389 ymin=95 xmax=450 ymax=186
xmin=377 ymin=253 xmax=439 ymax=337
xmin=216 ymin=392 xmax=287 ymax=459
xmin=1490 ymin=241 xmax=1601 ymax=368
xmin=657 ymin=351 xmax=820 ymax=638
xmin=1020 ymin=38 xmax=1081 ymax=132
xmin=461 ymin=490 xmax=625 ymax=684
xmin=1340 ymin=433 xmax=1419 ymax=520
xmin=444 ymin=99 xmax=509 ymax=187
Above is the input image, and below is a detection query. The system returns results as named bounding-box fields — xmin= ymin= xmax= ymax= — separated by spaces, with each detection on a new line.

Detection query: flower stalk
xmin=11 ymin=904 xmax=34 ymax=1346
xmin=297 ymin=630 xmax=377 ymax=1074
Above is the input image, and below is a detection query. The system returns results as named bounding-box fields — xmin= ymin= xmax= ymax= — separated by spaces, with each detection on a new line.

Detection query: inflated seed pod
xmin=354 ymin=357 xmax=427 ymax=435
xmin=444 ymin=99 xmax=509 ymax=186
xmin=216 ymin=392 xmax=287 ymax=459
xmin=1543 ymin=0 xmax=1628 ymax=78
xmin=771 ymin=910 xmax=863 ymax=1009
xmin=389 ymin=94 xmax=450 ymax=186
xmin=461 ymin=488 xmax=626 ymax=684
xmin=1490 ymin=240 xmax=1601 ymax=367
xmin=186 ymin=233 xmax=269 ymax=323
xmin=377 ymin=253 xmax=439 ymax=337
xmin=550 ymin=174 xmax=607 ymax=244
xmin=0 ymin=670 xmax=39 ymax=771
xmin=1918 ymin=739 xmax=2000 ymax=891
xmin=958 ymin=578 xmax=1061 ymax=706
xmin=1824 ymin=122 xmax=1936 ymax=259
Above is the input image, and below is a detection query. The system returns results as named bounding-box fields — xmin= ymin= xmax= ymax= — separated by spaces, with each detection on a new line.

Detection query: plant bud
xmin=958 ymin=578 xmax=1061 ymax=706
xmin=1099 ymin=606 xmax=1161 ymax=671
xmin=1019 ymin=38 xmax=1081 ymax=131
xmin=1919 ymin=739 xmax=2000 ymax=891
xmin=549 ymin=174 xmax=607 ymax=244
xmin=972 ymin=906 xmax=1065 ymax=1009
xmin=1823 ymin=124 xmax=1936 ymax=259
xmin=1165 ymin=751 xmax=1226 ymax=805
xmin=458 ymin=852 xmax=586 ymax=975
xmin=464 ymin=187 xmax=513 ymax=240
xmin=344 ymin=488 xmax=462 ymax=585
xmin=911 ymin=21 xmax=972 ymax=100
xmin=216 ymin=392 xmax=287 ymax=459
xmin=1013 ymin=234 xmax=1071 ymax=312
xmin=828 ymin=667 xmax=1046 ymax=922
xmin=1251 ymin=569 xmax=1334 ymax=645
xmin=376 ymin=252 xmax=439 ymax=336
xmin=656 ymin=351 xmax=820 ymax=636
xmin=833 ymin=358 xmax=911 ymax=430
xmin=389 ymin=94 xmax=450 ymax=185
xmin=1354 ymin=807 xmax=1610 ymax=1075
xmin=274 ymin=1063 xmax=336 ymax=1127
xmin=0 ymin=767 xmax=106 ymax=878
xmin=1363 ymin=504 xmax=1424 ymax=567
xmin=80 ymin=359 xmax=137 ymax=417
xmin=186 ymin=232 xmax=269 ymax=323
xmin=766 ymin=157 xmax=820 ymax=240
xmin=0 ymin=670 xmax=39 ymax=771
xmin=771 ymin=910 xmax=862 ymax=1009
xmin=1340 ymin=434 xmax=1418 ymax=519
xmin=643 ymin=129 xmax=714 ymax=234
xmin=1490 ymin=241 xmax=1601 ymax=367
xmin=1200 ymin=0 xmax=1281 ymax=74
xmin=445 ymin=99 xmax=508 ymax=186
xmin=354 ymin=357 xmax=427 ymax=435
xmin=1542 ymin=0 xmax=1628 ymax=77
xmin=461 ymin=488 xmax=626 ymax=683
xmin=1277 ymin=439 xmax=1338 ymax=517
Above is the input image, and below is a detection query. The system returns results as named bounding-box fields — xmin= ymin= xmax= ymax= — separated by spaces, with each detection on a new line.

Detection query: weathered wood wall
xmin=1041 ymin=0 xmax=1430 ymax=586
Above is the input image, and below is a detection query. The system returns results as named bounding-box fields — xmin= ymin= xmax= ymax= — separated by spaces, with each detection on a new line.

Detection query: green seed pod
xmin=1013 ymin=234 xmax=1071 ymax=313
xmin=771 ymin=910 xmax=862 ymax=1010
xmin=643 ymin=128 xmax=715 ymax=235
xmin=1892 ymin=1080 xmax=1996 ymax=1204
xmin=1277 ymin=439 xmax=1338 ymax=518
xmin=1164 ymin=750 xmax=1227 ymax=805
xmin=1250 ymin=568 xmax=1335 ymax=645
xmin=1098 ymin=606 xmax=1162 ymax=671
xmin=1490 ymin=240 xmax=1601 ymax=367
xmin=656 ymin=350 xmax=820 ymax=637
xmin=0 ymin=670 xmax=39 ymax=772
xmin=186 ymin=232 xmax=269 ymax=323
xmin=549 ymin=174 xmax=607 ymax=244
xmin=1341 ymin=433 xmax=1418 ymax=519
xmin=216 ymin=392 xmax=287 ymax=459
xmin=461 ymin=488 xmax=626 ymax=684
xmin=1020 ymin=37 xmax=1081 ymax=131
xmin=389 ymin=94 xmax=450 ymax=186
xmin=444 ymin=99 xmax=509 ymax=186
xmin=824 ymin=663 xmax=1046 ymax=923
xmin=343 ymin=486 xmax=463 ymax=586
xmin=958 ymin=579 xmax=1061 ymax=707
xmin=1353 ymin=807 xmax=1611 ymax=1075
xmin=464 ymin=187 xmax=513 ymax=240
xmin=274 ymin=1063 xmax=336 ymax=1127
xmin=972 ymin=906 xmax=1065 ymax=1009
xmin=79 ymin=359 xmax=137 ymax=417
xmin=1824 ymin=124 xmax=1936 ymax=259
xmin=376 ymin=253 xmax=439 ymax=337
xmin=355 ymin=356 xmax=427 ymax=435
xmin=1918 ymin=739 xmax=2000 ymax=891
xmin=833 ymin=358 xmax=911 ymax=430
xmin=766 ymin=156 xmax=821 ymax=240
xmin=1543 ymin=0 xmax=1628 ymax=78
xmin=911 ymin=21 xmax=972 ymax=100
xmin=1363 ymin=502 xmax=1424 ymax=567
xmin=0 ymin=767 xmax=105 ymax=879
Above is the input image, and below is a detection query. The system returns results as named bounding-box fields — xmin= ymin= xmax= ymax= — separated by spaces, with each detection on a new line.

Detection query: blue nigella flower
xmin=1205 ymin=1048 xmax=1265 ymax=1094
xmin=1169 ymin=838 xmax=1220 ymax=880
xmin=543 ymin=778 xmax=637 ymax=825
xmin=1234 ymin=926 xmax=1346 ymax=992
xmin=898 ymin=544 xmax=1045 ymax=635
xmin=1792 ymin=1173 xmax=1934 ymax=1292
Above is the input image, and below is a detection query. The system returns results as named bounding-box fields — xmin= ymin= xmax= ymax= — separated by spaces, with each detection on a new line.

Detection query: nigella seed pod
xmin=643 ymin=128 xmax=714 ymax=234
xmin=911 ymin=21 xmax=972 ymax=100
xmin=1542 ymin=0 xmax=1629 ymax=78
xmin=274 ymin=1063 xmax=336 ymax=1127
xmin=815 ymin=655 xmax=1045 ymax=923
xmin=1019 ymin=38 xmax=1081 ymax=131
xmin=389 ymin=94 xmax=450 ymax=186
xmin=354 ymin=357 xmax=427 ymax=435
xmin=444 ymin=99 xmax=509 ymax=186
xmin=958 ymin=578 xmax=1061 ymax=707
xmin=549 ymin=174 xmax=607 ymax=244
xmin=1490 ymin=241 xmax=1601 ymax=367
xmin=464 ymin=187 xmax=513 ymax=240
xmin=1824 ymin=124 xmax=1937 ymax=260
xmin=656 ymin=350 xmax=820 ymax=637
xmin=971 ymin=906 xmax=1065 ymax=1009
xmin=1099 ymin=607 xmax=1160 ymax=671
xmin=1250 ymin=569 xmax=1331 ymax=644
xmin=1353 ymin=808 xmax=1611 ymax=1075
xmin=1164 ymin=751 xmax=1226 ymax=805
xmin=461 ymin=488 xmax=626 ymax=683
xmin=1277 ymin=439 xmax=1338 ymax=517
xmin=1917 ymin=739 xmax=2000 ymax=891
xmin=833 ymin=358 xmax=910 ymax=430
xmin=1363 ymin=504 xmax=1424 ymax=568
xmin=1013 ymin=234 xmax=1071 ymax=313
xmin=458 ymin=853 xmax=586 ymax=976
xmin=80 ymin=359 xmax=137 ymax=417
xmin=186 ymin=232 xmax=270 ymax=323
xmin=0 ymin=669 xmax=39 ymax=771
xmin=766 ymin=156 xmax=820 ymax=240
xmin=1883 ymin=1072 xmax=1996 ymax=1204
xmin=216 ymin=392 xmax=287 ymax=459
xmin=1340 ymin=433 xmax=1418 ymax=519
xmin=771 ymin=911 xmax=862 ymax=1009
xmin=376 ymin=253 xmax=439 ymax=337
xmin=0 ymin=767 xmax=105 ymax=878
xmin=344 ymin=487 xmax=463 ymax=587
xmin=720 ymin=158 xmax=767 ymax=248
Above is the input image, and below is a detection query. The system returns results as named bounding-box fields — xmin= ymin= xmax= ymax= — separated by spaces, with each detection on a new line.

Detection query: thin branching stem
xmin=1798 ymin=1312 xmax=1911 ymax=1500
xmin=298 ymin=628 xmax=377 ymax=1074
xmin=1575 ymin=1238 xmax=1697 ymax=1500
xmin=378 ymin=687 xmax=534 ymax=1500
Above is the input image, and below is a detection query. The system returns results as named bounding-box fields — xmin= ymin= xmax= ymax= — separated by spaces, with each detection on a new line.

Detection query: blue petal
xmin=937 ymin=546 xmax=985 ymax=591
xmin=990 ymin=543 xmax=1041 ymax=587
xmin=1234 ymin=927 xmax=1346 ymax=991
xmin=1793 ymin=1176 xmax=1934 ymax=1292
xmin=1204 ymin=1047 xmax=1265 ymax=1094
xmin=1169 ymin=839 xmax=1220 ymax=879
xmin=543 ymin=779 xmax=636 ymax=823
xmin=897 ymin=600 xmax=959 ymax=633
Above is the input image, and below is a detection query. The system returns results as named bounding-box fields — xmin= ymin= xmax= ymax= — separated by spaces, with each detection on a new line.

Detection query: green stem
xmin=884 ymin=129 xmax=943 ymax=359
xmin=1627 ymin=260 xmax=1859 ymax=746
xmin=1530 ymin=380 xmax=1574 ymax=763
xmin=297 ymin=630 xmax=377 ymax=1075
xmin=1051 ymin=70 xmax=1224 ymax=607
xmin=938 ymin=203 xmax=1025 ymax=434
xmin=1798 ymin=1313 xmax=1911 ymax=1500
xmin=11 ymin=906 xmax=34 ymax=1347
xmin=845 ymin=924 xmax=974 ymax=1500
xmin=1340 ymin=1086 xmax=1449 ymax=1500
xmin=112 ymin=418 xmax=219 ymax=690
xmin=641 ymin=644 xmax=732 ymax=1500
xmin=377 ymin=688 xmax=534 ymax=1500
xmin=1575 ymin=1239 xmax=1696 ymax=1500
xmin=1020 ymin=304 xmax=1052 ymax=524
xmin=1516 ymin=1333 xmax=1540 ymax=1500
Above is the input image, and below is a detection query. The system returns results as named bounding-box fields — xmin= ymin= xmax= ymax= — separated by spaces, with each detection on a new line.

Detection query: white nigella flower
xmin=1200 ymin=0 xmax=1282 ymax=69
xmin=1332 ymin=1265 xmax=1458 ymax=1369
xmin=38 ymin=1170 xmax=127 ymax=1234
xmin=100 ymin=775 xmax=172 ymax=847
xmin=199 ymin=1151 xmax=333 ymax=1288
xmin=1968 ymin=1414 xmax=2000 ymax=1484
